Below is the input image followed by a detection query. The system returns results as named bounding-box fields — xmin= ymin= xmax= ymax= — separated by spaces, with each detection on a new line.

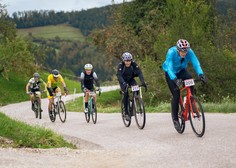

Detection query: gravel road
xmin=0 ymin=86 xmax=236 ymax=168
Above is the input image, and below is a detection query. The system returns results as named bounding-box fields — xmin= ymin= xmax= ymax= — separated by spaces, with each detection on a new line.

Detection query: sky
xmin=1 ymin=0 xmax=130 ymax=16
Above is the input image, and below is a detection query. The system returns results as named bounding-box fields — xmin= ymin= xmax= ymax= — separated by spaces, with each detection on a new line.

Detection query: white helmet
xmin=122 ymin=52 xmax=133 ymax=61
xmin=176 ymin=39 xmax=190 ymax=52
xmin=84 ymin=64 xmax=93 ymax=70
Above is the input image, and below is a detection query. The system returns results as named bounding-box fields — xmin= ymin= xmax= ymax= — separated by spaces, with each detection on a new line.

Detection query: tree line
xmin=92 ymin=0 xmax=236 ymax=103
xmin=9 ymin=5 xmax=116 ymax=36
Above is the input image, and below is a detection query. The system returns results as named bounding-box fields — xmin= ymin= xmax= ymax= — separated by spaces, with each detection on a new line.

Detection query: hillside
xmin=17 ymin=24 xmax=86 ymax=42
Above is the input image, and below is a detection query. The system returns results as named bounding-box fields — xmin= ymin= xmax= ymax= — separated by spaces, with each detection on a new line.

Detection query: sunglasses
xmin=124 ymin=60 xmax=131 ymax=62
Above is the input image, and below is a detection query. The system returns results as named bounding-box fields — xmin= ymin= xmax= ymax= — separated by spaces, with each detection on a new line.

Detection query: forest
xmin=0 ymin=0 xmax=236 ymax=104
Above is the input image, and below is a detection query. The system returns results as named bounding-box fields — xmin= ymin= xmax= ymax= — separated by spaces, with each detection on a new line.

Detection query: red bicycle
xmin=173 ymin=78 xmax=205 ymax=137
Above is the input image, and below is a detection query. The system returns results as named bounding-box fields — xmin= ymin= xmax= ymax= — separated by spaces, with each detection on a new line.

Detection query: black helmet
xmin=52 ymin=69 xmax=59 ymax=77
xmin=33 ymin=72 xmax=40 ymax=78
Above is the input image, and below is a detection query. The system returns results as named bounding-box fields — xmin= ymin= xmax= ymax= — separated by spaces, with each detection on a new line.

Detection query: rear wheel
xmin=91 ymin=99 xmax=97 ymax=124
xmin=189 ymin=96 xmax=205 ymax=137
xmin=58 ymin=101 xmax=66 ymax=123
xmin=133 ymin=96 xmax=146 ymax=129
xmin=121 ymin=96 xmax=131 ymax=127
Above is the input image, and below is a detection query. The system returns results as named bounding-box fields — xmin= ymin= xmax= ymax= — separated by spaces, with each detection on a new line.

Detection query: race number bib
xmin=131 ymin=85 xmax=140 ymax=92
xmin=184 ymin=79 xmax=195 ymax=87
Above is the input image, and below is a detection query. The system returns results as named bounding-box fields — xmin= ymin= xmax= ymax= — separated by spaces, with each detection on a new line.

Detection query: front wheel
xmin=58 ymin=101 xmax=66 ymax=123
xmin=121 ymin=96 xmax=131 ymax=127
xmin=34 ymin=100 xmax=39 ymax=118
xmin=133 ymin=96 xmax=146 ymax=129
xmin=91 ymin=99 xmax=97 ymax=124
xmin=49 ymin=104 xmax=56 ymax=122
xmin=171 ymin=103 xmax=185 ymax=134
xmin=189 ymin=96 xmax=205 ymax=137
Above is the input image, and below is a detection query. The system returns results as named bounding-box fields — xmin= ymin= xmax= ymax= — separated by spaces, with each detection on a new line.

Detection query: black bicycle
xmin=49 ymin=91 xmax=67 ymax=123
xmin=32 ymin=91 xmax=42 ymax=119
xmin=84 ymin=89 xmax=101 ymax=124
xmin=121 ymin=85 xmax=146 ymax=129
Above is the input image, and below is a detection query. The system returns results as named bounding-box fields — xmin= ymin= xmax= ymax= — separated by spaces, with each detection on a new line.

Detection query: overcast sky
xmin=1 ymin=0 xmax=130 ymax=16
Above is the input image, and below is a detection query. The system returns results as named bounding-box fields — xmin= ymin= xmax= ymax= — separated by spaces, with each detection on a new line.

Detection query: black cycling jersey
xmin=117 ymin=61 xmax=145 ymax=84
xmin=80 ymin=71 xmax=100 ymax=91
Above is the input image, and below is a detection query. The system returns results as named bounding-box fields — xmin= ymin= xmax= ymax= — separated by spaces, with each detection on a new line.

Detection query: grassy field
xmin=0 ymin=112 xmax=76 ymax=148
xmin=66 ymin=89 xmax=236 ymax=113
xmin=0 ymin=72 xmax=81 ymax=106
xmin=17 ymin=24 xmax=85 ymax=42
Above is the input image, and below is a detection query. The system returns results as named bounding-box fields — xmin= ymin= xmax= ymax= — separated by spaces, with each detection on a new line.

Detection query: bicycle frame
xmin=88 ymin=91 xmax=96 ymax=114
xmin=179 ymin=79 xmax=199 ymax=121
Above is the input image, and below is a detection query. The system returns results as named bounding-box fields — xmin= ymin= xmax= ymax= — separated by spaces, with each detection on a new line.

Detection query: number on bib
xmin=131 ymin=85 xmax=140 ymax=92
xmin=184 ymin=79 xmax=195 ymax=87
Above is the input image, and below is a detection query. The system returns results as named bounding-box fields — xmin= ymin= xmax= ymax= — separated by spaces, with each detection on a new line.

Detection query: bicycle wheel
xmin=91 ymin=99 xmax=97 ymax=124
xmin=85 ymin=101 xmax=90 ymax=123
xmin=121 ymin=96 xmax=131 ymax=127
xmin=58 ymin=100 xmax=66 ymax=123
xmin=34 ymin=100 xmax=39 ymax=118
xmin=133 ymin=96 xmax=146 ymax=129
xmin=189 ymin=96 xmax=205 ymax=137
xmin=37 ymin=99 xmax=42 ymax=119
xmin=171 ymin=103 xmax=185 ymax=134
xmin=49 ymin=104 xmax=56 ymax=122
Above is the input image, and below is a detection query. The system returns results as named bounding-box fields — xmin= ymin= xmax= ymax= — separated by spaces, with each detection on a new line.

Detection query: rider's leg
xmin=165 ymin=73 xmax=180 ymax=121
xmin=84 ymin=92 xmax=89 ymax=111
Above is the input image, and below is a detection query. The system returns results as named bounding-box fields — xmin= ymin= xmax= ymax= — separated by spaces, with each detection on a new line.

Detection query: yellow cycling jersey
xmin=47 ymin=74 xmax=65 ymax=88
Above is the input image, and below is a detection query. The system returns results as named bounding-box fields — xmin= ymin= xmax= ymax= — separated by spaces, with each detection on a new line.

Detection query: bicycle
xmin=49 ymin=91 xmax=67 ymax=123
xmin=30 ymin=91 xmax=43 ymax=119
xmin=84 ymin=89 xmax=101 ymax=124
xmin=173 ymin=78 xmax=205 ymax=137
xmin=121 ymin=85 xmax=146 ymax=129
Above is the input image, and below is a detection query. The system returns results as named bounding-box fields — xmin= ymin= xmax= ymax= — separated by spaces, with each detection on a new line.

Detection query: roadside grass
xmin=17 ymin=24 xmax=85 ymax=42
xmin=66 ymin=89 xmax=236 ymax=113
xmin=0 ymin=112 xmax=76 ymax=148
xmin=0 ymin=72 xmax=80 ymax=106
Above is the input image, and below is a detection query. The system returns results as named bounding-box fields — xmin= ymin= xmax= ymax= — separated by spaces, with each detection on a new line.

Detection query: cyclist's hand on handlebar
xmin=98 ymin=87 xmax=102 ymax=96
xmin=142 ymin=82 xmax=148 ymax=92
xmin=174 ymin=78 xmax=183 ymax=87
xmin=64 ymin=87 xmax=69 ymax=94
xmin=199 ymin=74 xmax=207 ymax=83
xmin=26 ymin=91 xmax=31 ymax=94
xmin=122 ymin=82 xmax=129 ymax=92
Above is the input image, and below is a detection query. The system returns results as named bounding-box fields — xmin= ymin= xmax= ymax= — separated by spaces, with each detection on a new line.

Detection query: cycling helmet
xmin=84 ymin=64 xmax=93 ymax=70
xmin=52 ymin=69 xmax=59 ymax=77
xmin=176 ymin=39 xmax=190 ymax=52
xmin=122 ymin=52 xmax=132 ymax=61
xmin=33 ymin=72 xmax=40 ymax=78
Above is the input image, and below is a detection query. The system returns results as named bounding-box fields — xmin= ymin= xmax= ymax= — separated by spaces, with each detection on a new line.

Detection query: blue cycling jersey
xmin=162 ymin=46 xmax=204 ymax=80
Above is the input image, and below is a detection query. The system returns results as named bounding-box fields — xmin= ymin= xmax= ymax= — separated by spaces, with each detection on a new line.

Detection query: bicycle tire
xmin=58 ymin=100 xmax=66 ymax=123
xmin=85 ymin=100 xmax=91 ymax=123
xmin=171 ymin=104 xmax=185 ymax=134
xmin=189 ymin=96 xmax=205 ymax=137
xmin=133 ymin=96 xmax=146 ymax=129
xmin=34 ymin=100 xmax=39 ymax=118
xmin=121 ymin=96 xmax=131 ymax=127
xmin=91 ymin=99 xmax=97 ymax=124
xmin=37 ymin=99 xmax=42 ymax=119
xmin=49 ymin=104 xmax=56 ymax=122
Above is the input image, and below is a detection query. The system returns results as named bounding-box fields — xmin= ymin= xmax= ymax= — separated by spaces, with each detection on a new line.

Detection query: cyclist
xmin=162 ymin=39 xmax=207 ymax=131
xmin=117 ymin=52 xmax=147 ymax=121
xmin=80 ymin=63 xmax=101 ymax=113
xmin=47 ymin=69 xmax=68 ymax=117
xmin=26 ymin=72 xmax=47 ymax=111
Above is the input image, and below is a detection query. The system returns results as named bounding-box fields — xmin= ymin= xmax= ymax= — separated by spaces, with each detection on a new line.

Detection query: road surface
xmin=0 ymin=86 xmax=236 ymax=168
